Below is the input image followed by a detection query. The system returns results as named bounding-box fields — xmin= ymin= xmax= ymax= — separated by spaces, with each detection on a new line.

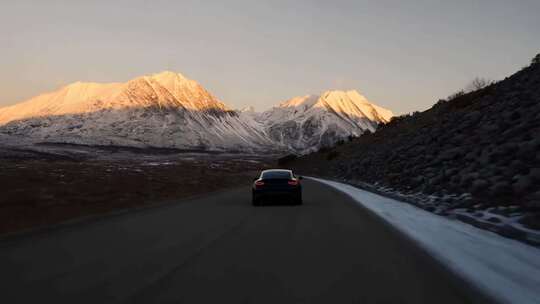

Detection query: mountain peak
xmin=280 ymin=90 xmax=371 ymax=109
xmin=322 ymin=89 xmax=360 ymax=94
xmin=240 ymin=106 xmax=256 ymax=113
xmin=146 ymin=71 xmax=191 ymax=88
xmin=0 ymin=71 xmax=275 ymax=152
xmin=0 ymin=70 xmax=230 ymax=124
xmin=150 ymin=70 xmax=188 ymax=81
xmin=320 ymin=89 xmax=369 ymax=105
xmin=317 ymin=89 xmax=392 ymax=122
xmin=278 ymin=95 xmax=318 ymax=108
xmin=260 ymin=89 xmax=394 ymax=152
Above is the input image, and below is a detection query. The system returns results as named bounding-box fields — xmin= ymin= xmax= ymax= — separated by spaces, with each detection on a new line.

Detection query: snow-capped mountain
xmin=0 ymin=72 xmax=393 ymax=154
xmin=239 ymin=106 xmax=256 ymax=113
xmin=0 ymin=71 xmax=275 ymax=152
xmin=257 ymin=90 xmax=393 ymax=153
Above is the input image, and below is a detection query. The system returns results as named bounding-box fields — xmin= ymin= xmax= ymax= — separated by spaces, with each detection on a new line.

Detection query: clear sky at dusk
xmin=1 ymin=0 xmax=539 ymax=114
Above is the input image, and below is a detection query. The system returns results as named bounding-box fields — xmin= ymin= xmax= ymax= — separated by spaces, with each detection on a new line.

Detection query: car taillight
xmin=255 ymin=181 xmax=265 ymax=187
xmin=288 ymin=180 xmax=299 ymax=186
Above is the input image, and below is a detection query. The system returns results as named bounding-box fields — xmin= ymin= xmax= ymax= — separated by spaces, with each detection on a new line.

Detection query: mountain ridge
xmin=0 ymin=72 xmax=393 ymax=153
xmin=257 ymin=89 xmax=393 ymax=153
xmin=0 ymin=71 xmax=275 ymax=152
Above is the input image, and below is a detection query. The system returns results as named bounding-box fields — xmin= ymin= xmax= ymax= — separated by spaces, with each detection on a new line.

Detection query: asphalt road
xmin=0 ymin=179 xmax=492 ymax=304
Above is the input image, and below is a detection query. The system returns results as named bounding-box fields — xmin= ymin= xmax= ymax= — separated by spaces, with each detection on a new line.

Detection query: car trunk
xmin=262 ymin=178 xmax=291 ymax=190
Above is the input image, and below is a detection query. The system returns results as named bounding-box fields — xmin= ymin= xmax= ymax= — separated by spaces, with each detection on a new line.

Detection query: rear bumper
xmin=252 ymin=188 xmax=301 ymax=200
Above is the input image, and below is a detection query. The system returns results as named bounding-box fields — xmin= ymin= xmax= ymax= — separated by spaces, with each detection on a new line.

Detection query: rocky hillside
xmin=289 ymin=55 xmax=540 ymax=235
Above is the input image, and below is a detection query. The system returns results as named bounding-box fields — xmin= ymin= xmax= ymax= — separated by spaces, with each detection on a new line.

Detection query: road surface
xmin=0 ymin=179 xmax=492 ymax=303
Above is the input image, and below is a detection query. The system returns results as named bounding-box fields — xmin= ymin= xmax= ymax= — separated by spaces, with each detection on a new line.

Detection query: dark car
xmin=252 ymin=169 xmax=302 ymax=206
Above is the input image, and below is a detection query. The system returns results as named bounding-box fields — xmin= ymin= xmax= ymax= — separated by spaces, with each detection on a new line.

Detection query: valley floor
xmin=0 ymin=144 xmax=273 ymax=235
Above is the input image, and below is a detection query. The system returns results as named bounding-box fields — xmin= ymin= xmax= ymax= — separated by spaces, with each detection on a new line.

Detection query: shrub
xmin=447 ymin=90 xmax=465 ymax=101
xmin=466 ymin=77 xmax=493 ymax=92
xmin=532 ymin=53 xmax=540 ymax=65
xmin=435 ymin=99 xmax=448 ymax=107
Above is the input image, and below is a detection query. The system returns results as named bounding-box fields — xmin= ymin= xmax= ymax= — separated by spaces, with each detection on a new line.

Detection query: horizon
xmin=1 ymin=0 xmax=539 ymax=114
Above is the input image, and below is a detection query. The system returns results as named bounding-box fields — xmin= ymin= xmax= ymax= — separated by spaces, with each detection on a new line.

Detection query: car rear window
xmin=261 ymin=171 xmax=292 ymax=179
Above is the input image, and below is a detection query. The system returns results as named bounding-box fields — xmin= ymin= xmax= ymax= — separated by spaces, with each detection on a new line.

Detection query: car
xmin=252 ymin=169 xmax=303 ymax=206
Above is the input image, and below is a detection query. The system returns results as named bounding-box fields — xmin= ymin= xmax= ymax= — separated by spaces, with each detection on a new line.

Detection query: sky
xmin=1 ymin=0 xmax=539 ymax=114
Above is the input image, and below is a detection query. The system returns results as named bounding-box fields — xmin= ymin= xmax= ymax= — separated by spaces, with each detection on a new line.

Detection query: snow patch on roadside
xmin=310 ymin=177 xmax=540 ymax=304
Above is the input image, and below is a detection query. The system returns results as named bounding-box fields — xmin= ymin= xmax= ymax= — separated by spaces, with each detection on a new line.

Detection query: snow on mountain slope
xmin=0 ymin=72 xmax=275 ymax=152
xmin=258 ymin=90 xmax=393 ymax=153
xmin=0 ymin=74 xmax=394 ymax=153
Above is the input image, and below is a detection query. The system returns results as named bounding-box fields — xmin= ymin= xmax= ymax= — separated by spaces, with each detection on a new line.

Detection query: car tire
xmin=252 ymin=197 xmax=260 ymax=206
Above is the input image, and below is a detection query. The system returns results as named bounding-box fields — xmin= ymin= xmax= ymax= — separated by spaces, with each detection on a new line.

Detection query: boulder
xmin=490 ymin=181 xmax=513 ymax=196
xmin=464 ymin=151 xmax=477 ymax=161
xmin=441 ymin=148 xmax=465 ymax=161
xmin=512 ymin=175 xmax=533 ymax=196
xmin=516 ymin=141 xmax=536 ymax=161
xmin=471 ymin=179 xmax=489 ymax=194
xmin=529 ymin=167 xmax=540 ymax=182
xmin=509 ymin=159 xmax=528 ymax=175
